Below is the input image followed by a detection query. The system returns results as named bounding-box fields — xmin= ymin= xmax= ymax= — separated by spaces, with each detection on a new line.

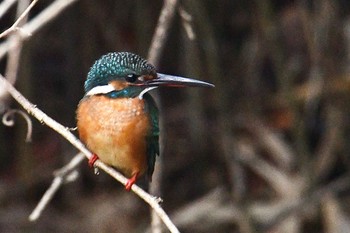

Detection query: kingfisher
xmin=76 ymin=52 xmax=214 ymax=191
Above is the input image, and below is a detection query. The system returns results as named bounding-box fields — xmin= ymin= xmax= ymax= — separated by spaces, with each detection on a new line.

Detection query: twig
xmin=5 ymin=34 xmax=22 ymax=85
xmin=178 ymin=6 xmax=195 ymax=40
xmin=313 ymin=105 xmax=343 ymax=181
xmin=2 ymin=109 xmax=32 ymax=142
xmin=1 ymin=0 xmax=30 ymax=100
xmin=0 ymin=74 xmax=180 ymax=233
xmin=0 ymin=0 xmax=17 ymax=20
xmin=0 ymin=0 xmax=33 ymax=101
xmin=53 ymin=153 xmax=85 ymax=178
xmin=0 ymin=0 xmax=78 ymax=59
xmin=147 ymin=0 xmax=179 ymax=67
xmin=0 ymin=0 xmax=38 ymax=38
xmin=29 ymin=153 xmax=85 ymax=221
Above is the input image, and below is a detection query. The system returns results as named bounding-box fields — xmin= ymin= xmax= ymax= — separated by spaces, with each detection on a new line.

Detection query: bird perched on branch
xmin=76 ymin=52 xmax=214 ymax=191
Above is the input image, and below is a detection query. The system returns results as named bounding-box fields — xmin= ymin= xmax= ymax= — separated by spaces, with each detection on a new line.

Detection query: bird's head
xmin=84 ymin=52 xmax=214 ymax=99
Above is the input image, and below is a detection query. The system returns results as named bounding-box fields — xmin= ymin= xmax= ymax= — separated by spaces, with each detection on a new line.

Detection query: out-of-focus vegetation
xmin=1 ymin=0 xmax=350 ymax=232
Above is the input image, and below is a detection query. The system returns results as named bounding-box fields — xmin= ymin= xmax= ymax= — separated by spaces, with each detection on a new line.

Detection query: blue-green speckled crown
xmin=84 ymin=52 xmax=156 ymax=93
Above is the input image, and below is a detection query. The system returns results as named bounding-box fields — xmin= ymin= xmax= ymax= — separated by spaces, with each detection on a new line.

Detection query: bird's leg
xmin=88 ymin=153 xmax=99 ymax=167
xmin=125 ymin=172 xmax=139 ymax=191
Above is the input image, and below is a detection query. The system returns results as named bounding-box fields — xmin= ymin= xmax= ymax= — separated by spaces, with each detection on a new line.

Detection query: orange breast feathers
xmin=76 ymin=95 xmax=150 ymax=177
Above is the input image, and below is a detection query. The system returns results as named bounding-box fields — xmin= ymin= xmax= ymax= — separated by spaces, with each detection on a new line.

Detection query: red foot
xmin=125 ymin=173 xmax=138 ymax=191
xmin=88 ymin=154 xmax=99 ymax=167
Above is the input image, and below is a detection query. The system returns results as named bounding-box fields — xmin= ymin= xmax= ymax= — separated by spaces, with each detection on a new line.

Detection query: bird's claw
xmin=125 ymin=173 xmax=138 ymax=191
xmin=88 ymin=154 xmax=99 ymax=168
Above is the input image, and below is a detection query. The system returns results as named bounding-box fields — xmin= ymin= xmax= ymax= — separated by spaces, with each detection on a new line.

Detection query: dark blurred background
xmin=1 ymin=0 xmax=350 ymax=232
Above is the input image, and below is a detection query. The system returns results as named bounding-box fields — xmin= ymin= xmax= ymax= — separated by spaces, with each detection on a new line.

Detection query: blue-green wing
xmin=144 ymin=93 xmax=159 ymax=180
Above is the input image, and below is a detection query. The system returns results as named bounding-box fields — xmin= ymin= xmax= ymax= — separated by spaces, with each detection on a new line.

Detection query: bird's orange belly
xmin=76 ymin=95 xmax=150 ymax=177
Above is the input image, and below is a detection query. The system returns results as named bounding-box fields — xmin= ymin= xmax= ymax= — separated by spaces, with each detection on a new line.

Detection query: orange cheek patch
xmin=109 ymin=80 xmax=129 ymax=90
xmin=142 ymin=75 xmax=156 ymax=81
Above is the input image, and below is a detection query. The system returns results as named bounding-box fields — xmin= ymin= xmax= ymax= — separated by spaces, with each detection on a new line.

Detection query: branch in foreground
xmin=0 ymin=75 xmax=180 ymax=233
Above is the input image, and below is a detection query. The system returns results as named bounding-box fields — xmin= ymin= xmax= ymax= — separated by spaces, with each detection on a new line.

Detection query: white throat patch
xmin=85 ymin=84 xmax=158 ymax=99
xmin=138 ymin=87 xmax=158 ymax=99
xmin=85 ymin=84 xmax=115 ymax=96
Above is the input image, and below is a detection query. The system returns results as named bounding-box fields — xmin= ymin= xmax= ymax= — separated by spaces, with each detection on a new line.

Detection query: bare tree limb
xmin=0 ymin=0 xmax=38 ymax=38
xmin=178 ymin=6 xmax=196 ymax=40
xmin=0 ymin=0 xmax=78 ymax=59
xmin=5 ymin=0 xmax=31 ymax=78
xmin=0 ymin=0 xmax=17 ymax=20
xmin=147 ymin=0 xmax=178 ymax=67
xmin=0 ymin=0 xmax=31 ymax=103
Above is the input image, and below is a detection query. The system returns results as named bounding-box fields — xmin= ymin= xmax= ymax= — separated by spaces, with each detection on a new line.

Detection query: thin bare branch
xmin=178 ymin=6 xmax=196 ymax=40
xmin=0 ymin=0 xmax=17 ymax=19
xmin=0 ymin=0 xmax=78 ymax=59
xmin=5 ymin=0 xmax=31 ymax=90
xmin=0 ymin=0 xmax=38 ymax=38
xmin=5 ymin=34 xmax=22 ymax=84
xmin=29 ymin=153 xmax=85 ymax=221
xmin=313 ymin=105 xmax=343 ymax=181
xmin=0 ymin=0 xmax=31 ymax=102
xmin=2 ymin=109 xmax=33 ymax=142
xmin=147 ymin=0 xmax=179 ymax=66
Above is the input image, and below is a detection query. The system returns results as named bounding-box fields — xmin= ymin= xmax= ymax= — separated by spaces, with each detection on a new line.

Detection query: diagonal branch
xmin=0 ymin=0 xmax=17 ymax=20
xmin=0 ymin=0 xmax=78 ymax=59
xmin=0 ymin=0 xmax=38 ymax=38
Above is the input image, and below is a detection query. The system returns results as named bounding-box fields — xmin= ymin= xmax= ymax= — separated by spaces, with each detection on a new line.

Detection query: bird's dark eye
xmin=126 ymin=74 xmax=139 ymax=83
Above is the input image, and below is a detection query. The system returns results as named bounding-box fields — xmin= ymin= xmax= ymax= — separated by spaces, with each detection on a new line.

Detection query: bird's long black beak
xmin=144 ymin=73 xmax=214 ymax=88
